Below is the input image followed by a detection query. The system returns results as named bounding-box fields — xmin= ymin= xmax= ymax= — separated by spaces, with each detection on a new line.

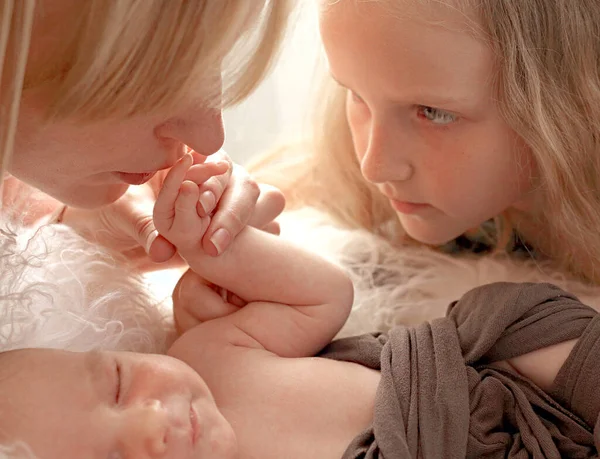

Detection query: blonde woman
xmin=258 ymin=0 xmax=600 ymax=287
xmin=1 ymin=0 xmax=291 ymax=270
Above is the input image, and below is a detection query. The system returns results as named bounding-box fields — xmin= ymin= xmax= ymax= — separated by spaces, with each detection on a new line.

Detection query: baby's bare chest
xmin=219 ymin=356 xmax=380 ymax=459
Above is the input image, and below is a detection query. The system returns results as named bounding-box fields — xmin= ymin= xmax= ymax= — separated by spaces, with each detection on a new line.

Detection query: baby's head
xmin=0 ymin=348 xmax=237 ymax=459
xmin=308 ymin=0 xmax=600 ymax=281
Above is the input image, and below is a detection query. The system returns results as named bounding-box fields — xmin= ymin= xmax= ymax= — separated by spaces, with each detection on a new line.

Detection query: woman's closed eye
xmin=417 ymin=106 xmax=457 ymax=125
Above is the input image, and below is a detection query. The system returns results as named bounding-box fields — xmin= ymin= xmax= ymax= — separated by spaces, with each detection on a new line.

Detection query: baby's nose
xmin=121 ymin=399 xmax=170 ymax=457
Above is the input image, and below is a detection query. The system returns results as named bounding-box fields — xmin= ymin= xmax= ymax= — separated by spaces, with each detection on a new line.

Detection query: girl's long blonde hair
xmin=254 ymin=0 xmax=600 ymax=283
xmin=0 ymin=0 xmax=291 ymax=200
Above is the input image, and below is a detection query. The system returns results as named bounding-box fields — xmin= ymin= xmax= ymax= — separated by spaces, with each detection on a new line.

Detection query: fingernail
xmin=145 ymin=231 xmax=158 ymax=254
xmin=210 ymin=228 xmax=231 ymax=255
xmin=199 ymin=191 xmax=215 ymax=214
xmin=181 ymin=152 xmax=193 ymax=165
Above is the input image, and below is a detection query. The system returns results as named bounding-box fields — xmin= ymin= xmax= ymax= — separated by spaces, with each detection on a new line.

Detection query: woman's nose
xmin=360 ymin=120 xmax=413 ymax=185
xmin=120 ymin=399 xmax=170 ymax=457
xmin=155 ymin=105 xmax=225 ymax=157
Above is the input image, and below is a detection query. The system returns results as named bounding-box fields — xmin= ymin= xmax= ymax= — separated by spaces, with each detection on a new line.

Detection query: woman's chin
xmin=60 ymin=183 xmax=130 ymax=209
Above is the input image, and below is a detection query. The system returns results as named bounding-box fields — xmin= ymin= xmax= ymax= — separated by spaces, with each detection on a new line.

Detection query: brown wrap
xmin=320 ymin=283 xmax=599 ymax=458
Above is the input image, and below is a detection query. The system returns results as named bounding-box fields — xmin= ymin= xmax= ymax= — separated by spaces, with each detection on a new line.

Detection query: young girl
xmin=258 ymin=0 xmax=600 ymax=285
xmin=0 ymin=155 xmax=598 ymax=459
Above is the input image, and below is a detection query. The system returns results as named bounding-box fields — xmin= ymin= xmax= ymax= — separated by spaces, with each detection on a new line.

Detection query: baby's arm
xmin=155 ymin=155 xmax=354 ymax=357
xmin=500 ymin=339 xmax=577 ymax=391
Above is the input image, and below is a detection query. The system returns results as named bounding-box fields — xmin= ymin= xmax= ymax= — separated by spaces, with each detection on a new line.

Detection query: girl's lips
xmin=389 ymin=199 xmax=431 ymax=214
xmin=115 ymin=171 xmax=157 ymax=185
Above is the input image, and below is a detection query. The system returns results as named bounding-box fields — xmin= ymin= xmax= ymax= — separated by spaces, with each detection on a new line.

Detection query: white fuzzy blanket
xmin=0 ymin=223 xmax=173 ymax=354
xmin=2 ymin=207 xmax=600 ymax=353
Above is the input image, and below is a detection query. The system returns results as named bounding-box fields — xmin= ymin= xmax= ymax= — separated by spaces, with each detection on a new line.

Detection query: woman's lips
xmin=389 ymin=199 xmax=431 ymax=214
xmin=115 ymin=171 xmax=157 ymax=185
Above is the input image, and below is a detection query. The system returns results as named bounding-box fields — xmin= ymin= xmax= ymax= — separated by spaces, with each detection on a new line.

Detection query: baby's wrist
xmin=177 ymin=246 xmax=209 ymax=271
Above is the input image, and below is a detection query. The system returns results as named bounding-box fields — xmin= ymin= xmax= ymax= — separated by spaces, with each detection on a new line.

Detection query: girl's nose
xmin=360 ymin=120 xmax=414 ymax=184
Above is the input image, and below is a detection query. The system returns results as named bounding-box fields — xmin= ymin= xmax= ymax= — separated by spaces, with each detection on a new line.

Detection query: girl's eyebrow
xmin=410 ymin=92 xmax=472 ymax=109
xmin=330 ymin=73 xmax=473 ymax=108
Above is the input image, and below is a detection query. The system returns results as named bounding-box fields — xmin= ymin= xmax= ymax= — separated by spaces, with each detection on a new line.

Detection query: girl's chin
xmin=400 ymin=219 xmax=464 ymax=246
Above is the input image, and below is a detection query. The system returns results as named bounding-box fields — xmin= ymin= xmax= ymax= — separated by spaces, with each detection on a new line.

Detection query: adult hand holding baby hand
xmin=155 ymin=153 xmax=250 ymax=334
xmin=189 ymin=150 xmax=285 ymax=255
xmin=153 ymin=153 xmax=226 ymax=250
xmin=61 ymin=150 xmax=285 ymax=271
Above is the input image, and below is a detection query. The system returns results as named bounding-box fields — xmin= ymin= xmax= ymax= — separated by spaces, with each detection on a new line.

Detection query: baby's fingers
xmin=185 ymin=161 xmax=230 ymax=217
xmin=154 ymin=154 xmax=193 ymax=231
xmin=185 ymin=161 xmax=229 ymax=184
xmin=170 ymin=181 xmax=207 ymax=247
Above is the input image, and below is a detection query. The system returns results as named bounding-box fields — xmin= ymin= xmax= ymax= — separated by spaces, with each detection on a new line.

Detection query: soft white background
xmin=222 ymin=2 xmax=322 ymax=165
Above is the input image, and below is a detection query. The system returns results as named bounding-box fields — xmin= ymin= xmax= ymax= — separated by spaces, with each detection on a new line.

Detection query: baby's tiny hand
xmin=154 ymin=154 xmax=229 ymax=250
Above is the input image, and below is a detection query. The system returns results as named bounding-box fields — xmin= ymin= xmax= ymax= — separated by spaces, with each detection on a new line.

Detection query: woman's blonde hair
xmin=0 ymin=0 xmax=291 ymax=199
xmin=254 ymin=0 xmax=600 ymax=283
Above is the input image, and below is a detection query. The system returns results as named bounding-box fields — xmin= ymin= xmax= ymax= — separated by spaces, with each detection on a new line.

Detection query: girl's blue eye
xmin=418 ymin=106 xmax=457 ymax=125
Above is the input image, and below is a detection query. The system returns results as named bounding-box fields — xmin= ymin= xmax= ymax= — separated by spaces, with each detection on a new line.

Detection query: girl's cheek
xmin=347 ymin=112 xmax=370 ymax=161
